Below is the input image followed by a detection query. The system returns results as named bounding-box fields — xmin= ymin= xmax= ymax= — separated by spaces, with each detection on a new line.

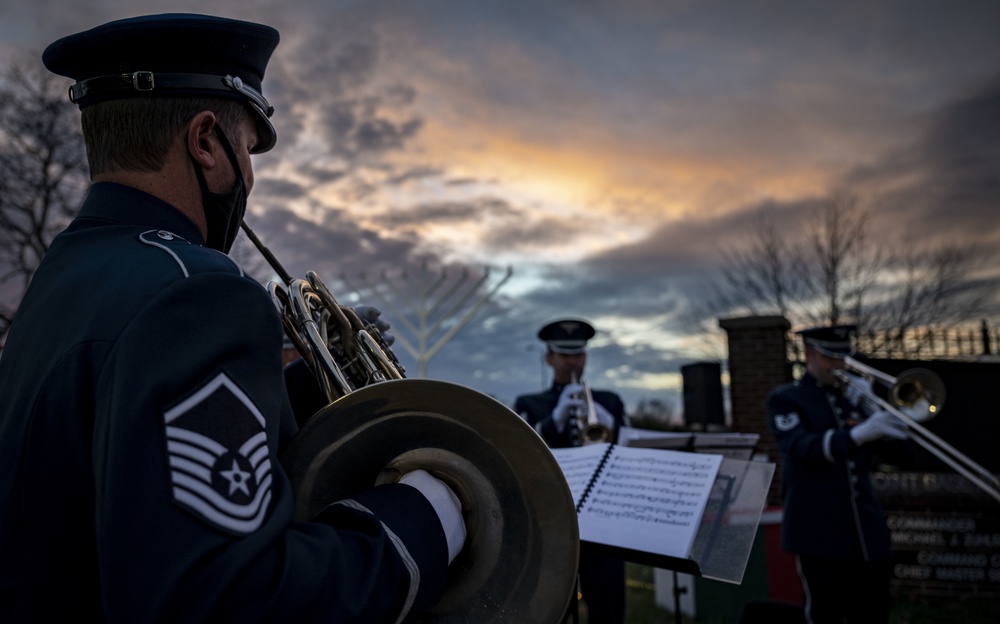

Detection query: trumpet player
xmin=767 ymin=325 xmax=913 ymax=624
xmin=0 ymin=14 xmax=464 ymax=623
xmin=514 ymin=319 xmax=626 ymax=624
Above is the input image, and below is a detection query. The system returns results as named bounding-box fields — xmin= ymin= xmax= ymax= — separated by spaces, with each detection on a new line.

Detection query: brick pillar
xmin=719 ymin=315 xmax=791 ymax=506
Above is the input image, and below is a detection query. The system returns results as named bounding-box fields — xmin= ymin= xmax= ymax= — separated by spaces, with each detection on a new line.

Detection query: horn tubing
xmin=240 ymin=221 xmax=293 ymax=286
xmin=289 ymin=280 xmax=354 ymax=398
xmin=358 ymin=330 xmax=405 ymax=382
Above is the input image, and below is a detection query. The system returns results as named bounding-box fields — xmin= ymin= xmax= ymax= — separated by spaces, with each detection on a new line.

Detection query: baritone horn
xmin=240 ymin=222 xmax=579 ymax=623
xmin=834 ymin=356 xmax=1000 ymax=504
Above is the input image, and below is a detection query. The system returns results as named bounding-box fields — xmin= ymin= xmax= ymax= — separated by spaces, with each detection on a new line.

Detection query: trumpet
xmin=570 ymin=374 xmax=612 ymax=446
xmin=240 ymin=222 xmax=579 ymax=622
xmin=835 ymin=356 xmax=1000 ymax=504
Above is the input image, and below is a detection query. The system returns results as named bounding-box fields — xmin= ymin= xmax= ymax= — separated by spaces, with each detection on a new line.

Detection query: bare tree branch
xmin=714 ymin=188 xmax=999 ymax=343
xmin=717 ymin=211 xmax=803 ymax=319
xmin=0 ymin=58 xmax=88 ymax=345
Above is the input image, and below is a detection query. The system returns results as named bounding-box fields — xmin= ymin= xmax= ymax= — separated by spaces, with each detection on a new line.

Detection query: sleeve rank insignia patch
xmin=163 ymin=371 xmax=273 ymax=535
xmin=774 ymin=412 xmax=801 ymax=432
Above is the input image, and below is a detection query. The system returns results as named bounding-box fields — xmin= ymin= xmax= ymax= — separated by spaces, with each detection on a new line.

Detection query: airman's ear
xmin=187 ymin=111 xmax=219 ymax=169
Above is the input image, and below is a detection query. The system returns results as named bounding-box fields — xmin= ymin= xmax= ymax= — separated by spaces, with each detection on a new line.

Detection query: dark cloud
xmin=241 ymin=200 xmax=421 ymax=284
xmin=378 ymin=200 xmax=484 ymax=227
xmin=375 ymin=196 xmax=544 ymax=242
xmin=323 ymin=97 xmax=423 ymax=159
xmin=573 ymin=67 xmax=1000 ymax=324
xmin=302 ymin=166 xmax=348 ymax=186
xmin=252 ymin=1 xmax=1000 ymax=412
xmin=849 ymin=71 xmax=1000 ymax=242
xmin=290 ymin=33 xmax=424 ymax=161
xmin=387 ymin=166 xmax=444 ymax=186
xmin=483 ymin=217 xmax=593 ymax=251
xmin=368 ymin=195 xmax=612 ymax=255
xmin=276 ymin=27 xmax=380 ymax=102
xmin=479 ymin=211 xmax=595 ymax=251
xmin=583 ymin=197 xmax=819 ymax=279
xmin=253 ymin=178 xmax=307 ymax=200
xmin=526 ymin=271 xmax=687 ymax=324
xmin=11 ymin=0 xmax=1000 ymax=415
xmin=261 ymin=22 xmax=425 ymax=166
xmin=445 ymin=177 xmax=486 ymax=187
xmin=320 ymin=40 xmax=380 ymax=93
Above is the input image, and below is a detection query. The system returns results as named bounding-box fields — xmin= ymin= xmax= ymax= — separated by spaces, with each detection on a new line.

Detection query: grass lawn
xmin=571 ymin=565 xmax=694 ymax=624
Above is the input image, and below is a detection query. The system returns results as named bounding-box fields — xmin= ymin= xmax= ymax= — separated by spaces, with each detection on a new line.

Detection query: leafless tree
xmin=717 ymin=211 xmax=804 ymax=321
xmin=802 ymin=190 xmax=884 ymax=326
xmin=0 ymin=59 xmax=89 ymax=345
xmin=716 ymin=189 xmax=999 ymax=349
xmin=859 ymin=237 xmax=999 ymax=352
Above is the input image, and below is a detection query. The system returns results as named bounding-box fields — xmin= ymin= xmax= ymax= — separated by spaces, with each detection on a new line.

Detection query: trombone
xmin=835 ymin=356 xmax=1000 ymax=504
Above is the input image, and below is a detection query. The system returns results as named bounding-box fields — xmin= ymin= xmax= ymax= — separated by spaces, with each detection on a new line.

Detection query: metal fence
xmin=786 ymin=319 xmax=1000 ymax=363
xmin=856 ymin=319 xmax=998 ymax=359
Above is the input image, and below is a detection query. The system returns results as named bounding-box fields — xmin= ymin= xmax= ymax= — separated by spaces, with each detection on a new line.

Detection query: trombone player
xmin=515 ymin=319 xmax=626 ymax=624
xmin=767 ymin=325 xmax=912 ymax=624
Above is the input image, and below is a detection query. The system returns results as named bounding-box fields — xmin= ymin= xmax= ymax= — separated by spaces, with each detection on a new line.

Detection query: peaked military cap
xmin=42 ymin=13 xmax=279 ymax=153
xmin=797 ymin=324 xmax=857 ymax=358
xmin=538 ymin=319 xmax=596 ymax=354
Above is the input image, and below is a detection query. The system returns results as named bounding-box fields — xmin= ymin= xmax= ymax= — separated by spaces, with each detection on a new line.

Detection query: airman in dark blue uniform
xmin=0 ymin=14 xmax=462 ymax=623
xmin=767 ymin=325 xmax=911 ymax=624
xmin=514 ymin=319 xmax=627 ymax=624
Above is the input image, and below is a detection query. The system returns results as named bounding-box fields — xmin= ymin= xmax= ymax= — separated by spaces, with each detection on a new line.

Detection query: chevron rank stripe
xmin=163 ymin=371 xmax=274 ymax=535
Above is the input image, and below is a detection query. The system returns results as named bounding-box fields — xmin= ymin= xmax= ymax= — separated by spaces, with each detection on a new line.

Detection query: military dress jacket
xmin=0 ymin=183 xmax=448 ymax=623
xmin=514 ymin=382 xmax=626 ymax=448
xmin=767 ymin=373 xmax=908 ymax=562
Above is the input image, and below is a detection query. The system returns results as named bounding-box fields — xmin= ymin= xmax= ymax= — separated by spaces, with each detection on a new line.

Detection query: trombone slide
xmin=835 ymin=369 xmax=1000 ymax=505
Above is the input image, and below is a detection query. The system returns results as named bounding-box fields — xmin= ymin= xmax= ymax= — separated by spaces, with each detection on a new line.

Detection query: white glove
xmin=592 ymin=401 xmax=615 ymax=429
xmin=354 ymin=305 xmax=395 ymax=346
xmin=849 ymin=410 xmax=908 ymax=445
xmin=552 ymin=383 xmax=585 ymax=433
xmin=898 ymin=399 xmax=932 ymax=423
xmin=842 ymin=376 xmax=873 ymax=408
xmin=399 ymin=470 xmax=466 ymax=564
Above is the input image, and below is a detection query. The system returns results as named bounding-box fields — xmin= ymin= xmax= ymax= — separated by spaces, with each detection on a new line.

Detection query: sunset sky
xmin=3 ymin=0 xmax=999 ymax=414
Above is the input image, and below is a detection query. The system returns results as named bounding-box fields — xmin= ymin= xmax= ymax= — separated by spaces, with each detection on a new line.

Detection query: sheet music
xmin=551 ymin=443 xmax=610 ymax=507
xmin=552 ymin=443 xmax=723 ymax=560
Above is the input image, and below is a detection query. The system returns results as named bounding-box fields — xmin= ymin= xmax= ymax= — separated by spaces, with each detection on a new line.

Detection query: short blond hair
xmin=81 ymin=97 xmax=248 ymax=175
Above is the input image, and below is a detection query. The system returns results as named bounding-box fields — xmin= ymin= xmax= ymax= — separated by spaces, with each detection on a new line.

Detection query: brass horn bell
xmin=281 ymin=378 xmax=580 ymax=624
xmin=890 ymin=368 xmax=945 ymax=422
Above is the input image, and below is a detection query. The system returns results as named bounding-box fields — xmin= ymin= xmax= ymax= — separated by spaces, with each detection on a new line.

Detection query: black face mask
xmin=193 ymin=126 xmax=247 ymax=253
